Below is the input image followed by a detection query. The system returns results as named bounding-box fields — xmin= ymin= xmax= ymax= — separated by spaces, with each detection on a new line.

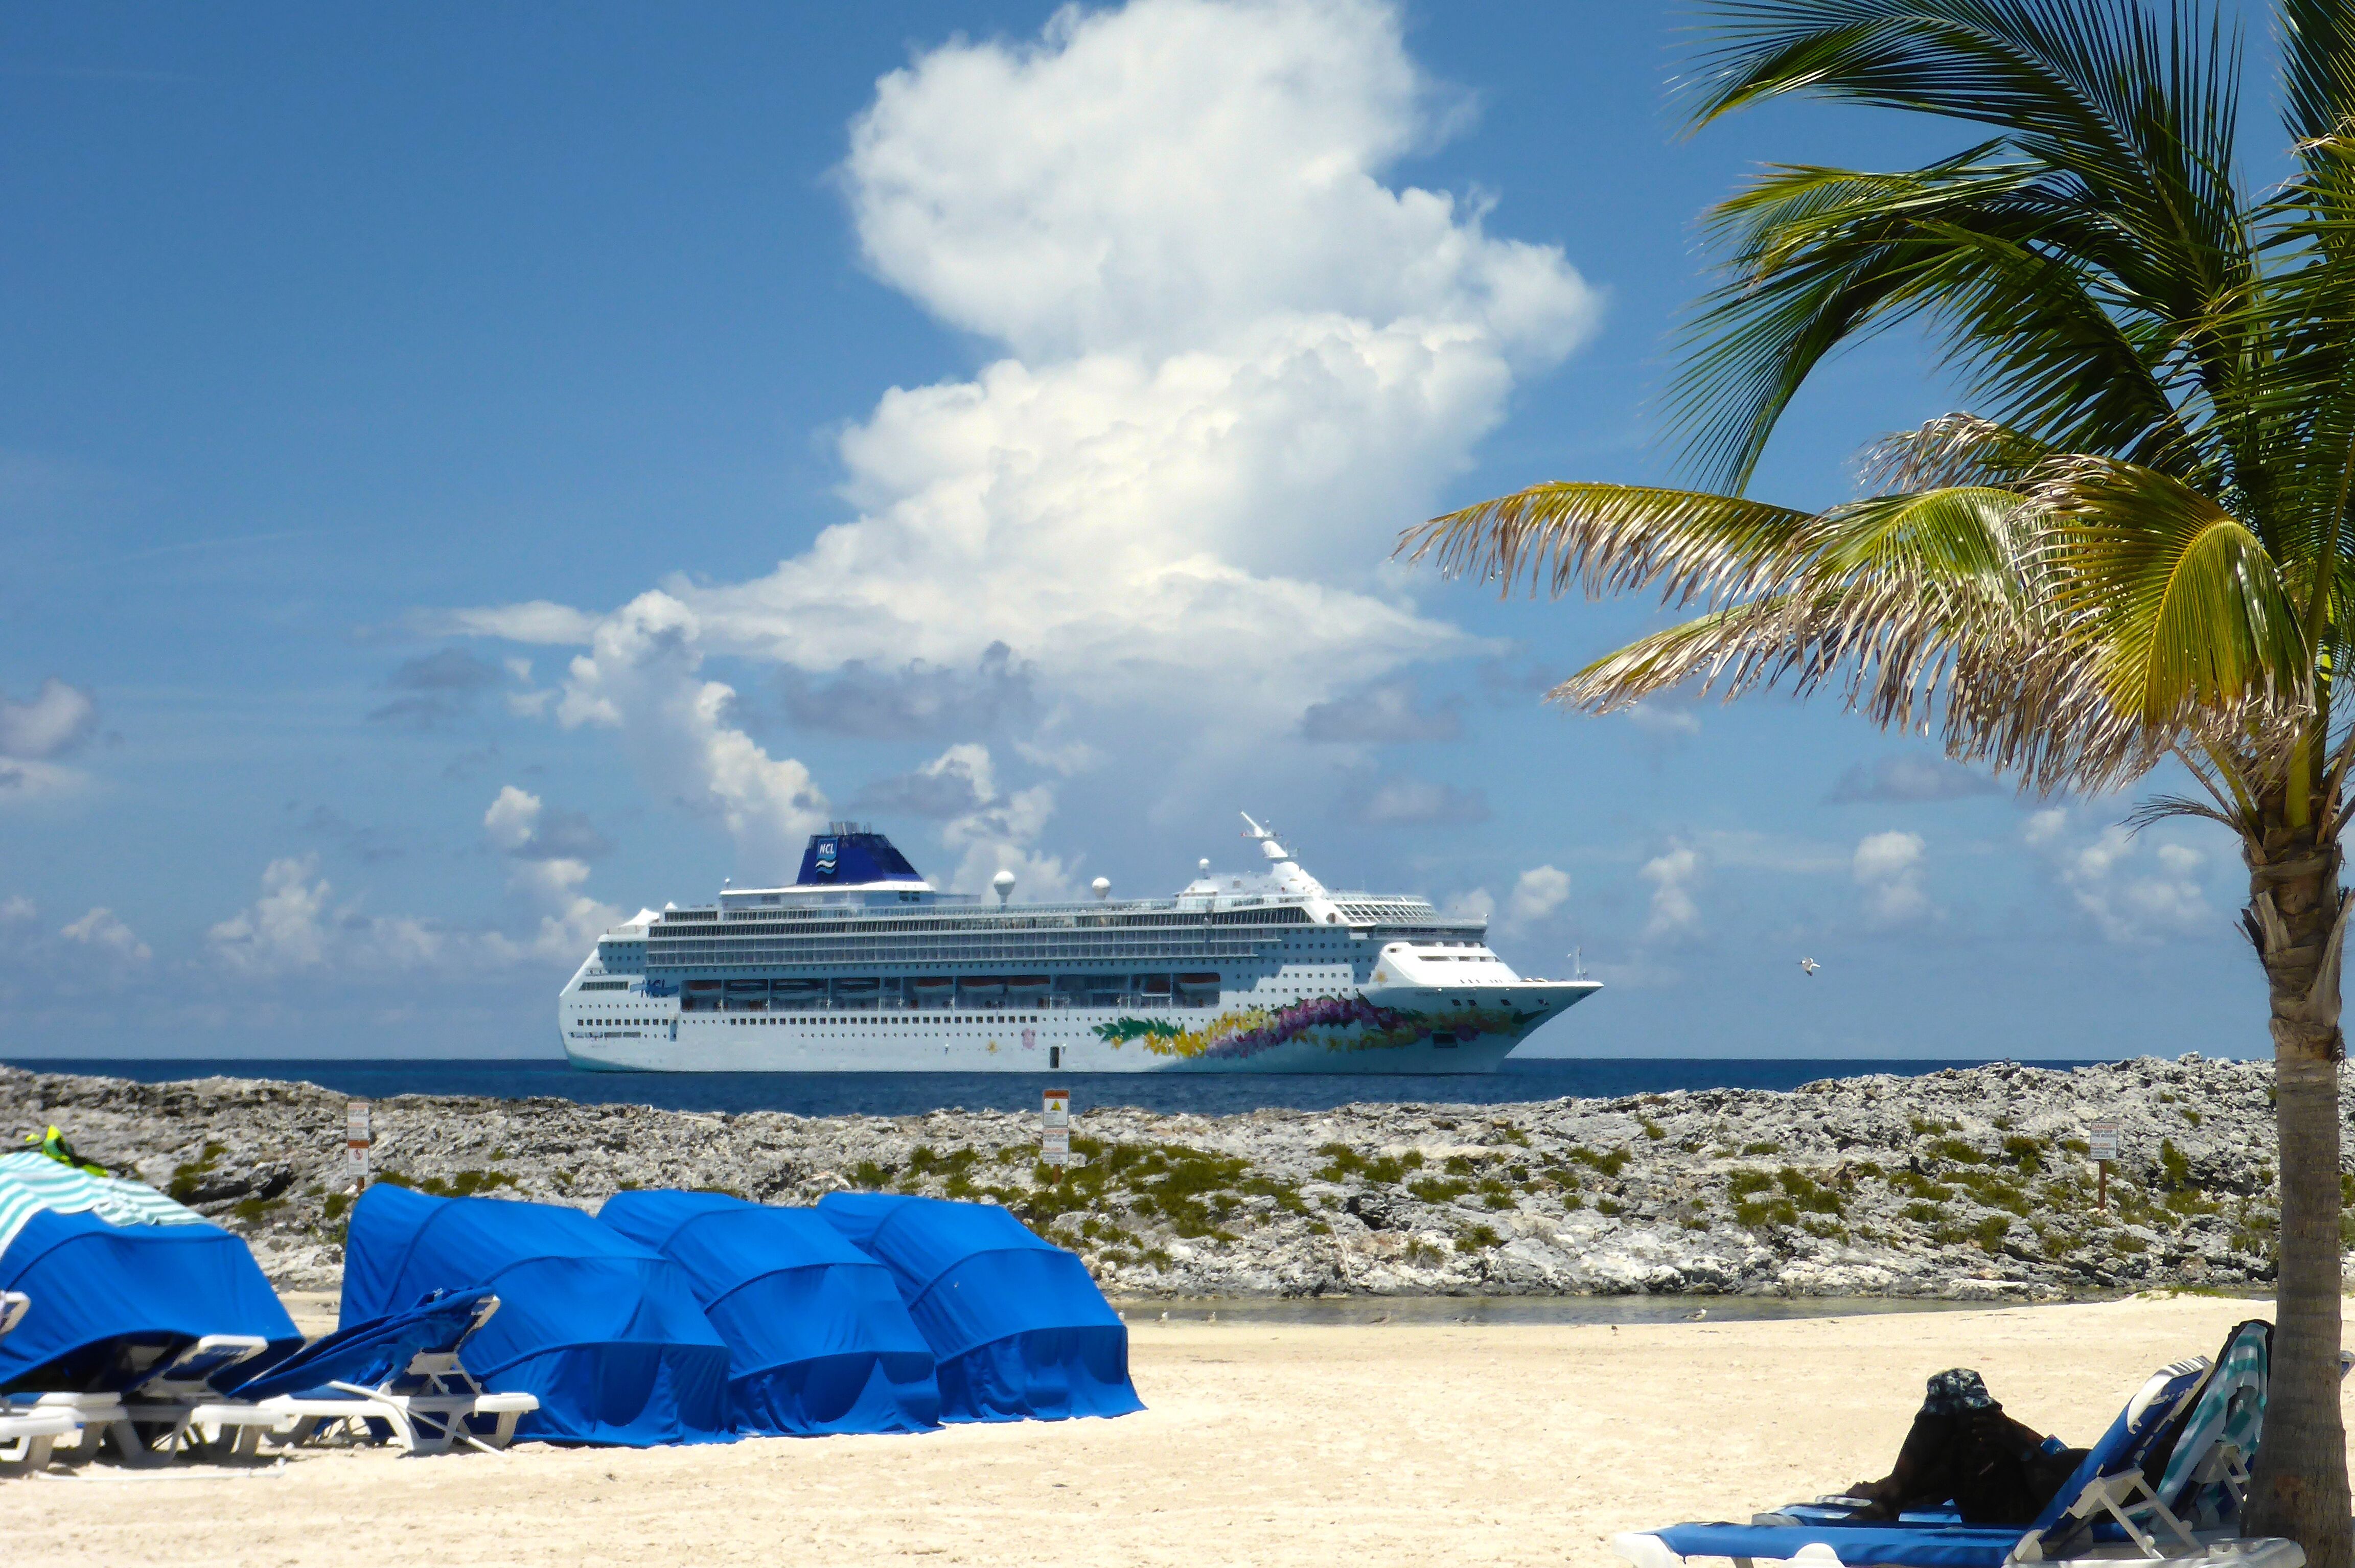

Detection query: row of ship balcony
xmin=660 ymin=973 xmax=1231 ymax=1012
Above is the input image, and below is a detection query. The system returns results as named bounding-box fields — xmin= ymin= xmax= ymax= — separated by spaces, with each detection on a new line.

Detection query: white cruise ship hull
xmin=561 ymin=981 xmax=1596 ymax=1074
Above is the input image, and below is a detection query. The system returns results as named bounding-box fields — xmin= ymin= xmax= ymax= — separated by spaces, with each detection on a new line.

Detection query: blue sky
xmin=0 ymin=1 xmax=2276 ymax=1060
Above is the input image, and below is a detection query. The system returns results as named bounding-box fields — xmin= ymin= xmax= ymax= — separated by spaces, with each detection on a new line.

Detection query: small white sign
xmin=1041 ymin=1128 xmax=1070 ymax=1167
xmin=1042 ymin=1089 xmax=1070 ymax=1129
xmin=344 ymin=1099 xmax=373 ymax=1183
xmin=2087 ymin=1119 xmax=2120 ymax=1163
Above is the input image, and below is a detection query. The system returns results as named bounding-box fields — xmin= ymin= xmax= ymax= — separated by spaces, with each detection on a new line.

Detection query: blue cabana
xmin=341 ymin=1184 xmax=731 ymax=1446
xmin=0 ymin=1151 xmax=299 ymax=1393
xmin=817 ymin=1194 xmax=1141 ymax=1423
xmin=598 ymin=1192 xmax=940 ymax=1436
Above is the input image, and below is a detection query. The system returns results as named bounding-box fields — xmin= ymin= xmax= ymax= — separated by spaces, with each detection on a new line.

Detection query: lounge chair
xmin=0 ymin=1293 xmax=76 ymax=1474
xmin=1612 ymin=1325 xmax=2312 ymax=1568
xmin=33 ymin=1332 xmax=278 ymax=1466
xmin=187 ymin=1288 xmax=539 ymax=1458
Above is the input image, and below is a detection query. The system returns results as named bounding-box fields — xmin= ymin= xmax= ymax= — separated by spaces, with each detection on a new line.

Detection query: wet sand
xmin=5 ymin=1296 xmax=2340 ymax=1568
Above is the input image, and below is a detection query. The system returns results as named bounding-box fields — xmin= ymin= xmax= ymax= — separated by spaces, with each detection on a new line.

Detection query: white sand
xmin=7 ymin=1296 xmax=2345 ymax=1568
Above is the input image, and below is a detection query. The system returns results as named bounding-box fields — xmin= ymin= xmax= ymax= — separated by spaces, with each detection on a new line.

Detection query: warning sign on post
xmin=345 ymin=1100 xmax=373 ymax=1185
xmin=2086 ymin=1119 xmax=2120 ymax=1163
xmin=1042 ymin=1090 xmax=1071 ymax=1168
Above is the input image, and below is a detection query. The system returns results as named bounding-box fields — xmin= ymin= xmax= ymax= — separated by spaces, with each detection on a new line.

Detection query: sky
xmin=0 ymin=0 xmax=2284 ymax=1061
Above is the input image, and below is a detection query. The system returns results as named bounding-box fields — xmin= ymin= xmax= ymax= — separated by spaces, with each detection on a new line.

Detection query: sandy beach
xmin=5 ymin=1295 xmax=2340 ymax=1568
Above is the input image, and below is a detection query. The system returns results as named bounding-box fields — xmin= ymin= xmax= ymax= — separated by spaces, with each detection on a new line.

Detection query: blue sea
xmin=5 ymin=1055 xmax=2110 ymax=1118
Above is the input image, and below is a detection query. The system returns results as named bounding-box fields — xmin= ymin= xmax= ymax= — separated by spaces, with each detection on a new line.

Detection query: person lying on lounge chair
xmin=1841 ymin=1370 xmax=2089 ymax=1526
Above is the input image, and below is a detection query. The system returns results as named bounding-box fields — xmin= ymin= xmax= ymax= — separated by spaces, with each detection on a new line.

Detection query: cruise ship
xmin=559 ymin=816 xmax=1600 ymax=1073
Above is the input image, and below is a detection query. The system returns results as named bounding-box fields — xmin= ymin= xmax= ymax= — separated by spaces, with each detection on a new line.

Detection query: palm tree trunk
xmin=2242 ymin=829 xmax=2350 ymax=1568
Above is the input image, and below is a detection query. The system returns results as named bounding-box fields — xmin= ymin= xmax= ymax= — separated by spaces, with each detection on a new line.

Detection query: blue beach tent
xmin=816 ymin=1193 xmax=1141 ymax=1423
xmin=340 ymin=1184 xmax=731 ymax=1446
xmin=0 ymin=1150 xmax=299 ymax=1393
xmin=598 ymin=1191 xmax=940 ymax=1435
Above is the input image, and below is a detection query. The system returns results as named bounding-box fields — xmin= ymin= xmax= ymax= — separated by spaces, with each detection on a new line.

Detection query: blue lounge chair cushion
xmin=1650 ymin=1523 xmax=2029 ymax=1567
xmin=225 ymin=1288 xmax=496 ymax=1402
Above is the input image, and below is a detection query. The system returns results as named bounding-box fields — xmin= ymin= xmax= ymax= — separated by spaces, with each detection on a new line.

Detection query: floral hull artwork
xmin=1090 ymin=994 xmax=1539 ymax=1066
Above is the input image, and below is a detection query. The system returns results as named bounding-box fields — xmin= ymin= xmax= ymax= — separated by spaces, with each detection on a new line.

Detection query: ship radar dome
xmin=1091 ymin=876 xmax=1111 ymax=900
xmin=991 ymin=868 xmax=1017 ymax=907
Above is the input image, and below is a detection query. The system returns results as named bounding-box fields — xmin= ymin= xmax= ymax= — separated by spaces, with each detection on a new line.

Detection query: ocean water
xmin=5 ymin=1055 xmax=2109 ymax=1118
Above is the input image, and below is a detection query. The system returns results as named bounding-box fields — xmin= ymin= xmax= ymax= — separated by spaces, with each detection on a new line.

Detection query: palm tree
xmin=1401 ymin=2 xmax=2353 ymax=1559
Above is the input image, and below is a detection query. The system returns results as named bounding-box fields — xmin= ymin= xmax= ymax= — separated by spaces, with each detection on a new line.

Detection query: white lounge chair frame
xmin=187 ymin=1342 xmax=538 ymax=1458
xmin=33 ymin=1332 xmax=275 ymax=1466
xmin=0 ymin=1293 xmax=76 ymax=1475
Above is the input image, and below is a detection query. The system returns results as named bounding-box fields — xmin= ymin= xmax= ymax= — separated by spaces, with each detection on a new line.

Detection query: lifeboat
xmin=834 ymin=978 xmax=882 ymax=1009
xmin=910 ymin=977 xmax=953 ymax=1009
xmin=957 ymin=977 xmax=1006 ymax=1006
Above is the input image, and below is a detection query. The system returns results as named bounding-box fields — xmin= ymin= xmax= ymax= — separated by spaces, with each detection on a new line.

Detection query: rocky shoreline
xmin=0 ymin=1056 xmax=2315 ymax=1301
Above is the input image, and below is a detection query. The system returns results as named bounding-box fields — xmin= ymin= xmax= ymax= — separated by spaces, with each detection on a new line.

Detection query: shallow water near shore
xmin=7 ymin=1053 xmax=2114 ymax=1115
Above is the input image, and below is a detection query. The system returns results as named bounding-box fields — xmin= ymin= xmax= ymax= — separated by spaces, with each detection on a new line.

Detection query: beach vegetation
xmin=168 ymin=1141 xmax=228 ymax=1202
xmin=1777 ymin=1167 xmax=1843 ymax=1214
xmin=1443 ymin=1154 xmax=1480 ymax=1175
xmin=1566 ymin=1146 xmax=1631 ymax=1177
xmin=1560 ymin=1191 xmax=1585 ymax=1211
xmin=1399 ymin=5 xmax=2355 ymax=1553
xmin=1408 ymin=1176 xmax=1473 ymax=1204
xmin=1741 ymin=1140 xmax=1783 ymax=1156
xmin=1638 ymin=1118 xmax=1668 ymax=1141
xmin=1927 ymin=1138 xmax=1984 ymax=1166
xmin=1491 ymin=1122 xmax=1532 ymax=1147
xmin=1595 ymin=1196 xmax=1627 ymax=1217
xmin=2001 ymin=1136 xmax=2045 ymax=1174
xmin=850 ymin=1160 xmax=895 ymax=1189
xmin=232 ymin=1195 xmax=285 ymax=1225
xmin=1903 ymin=1201 xmax=1945 ymax=1227
xmin=1454 ymin=1224 xmax=1503 ymax=1253
xmin=1733 ymin=1195 xmax=1797 ymax=1230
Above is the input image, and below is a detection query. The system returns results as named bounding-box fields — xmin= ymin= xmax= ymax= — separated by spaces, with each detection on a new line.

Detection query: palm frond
xmin=1397 ymin=485 xmax=1815 ymax=608
xmin=2035 ymin=454 xmax=2311 ymax=722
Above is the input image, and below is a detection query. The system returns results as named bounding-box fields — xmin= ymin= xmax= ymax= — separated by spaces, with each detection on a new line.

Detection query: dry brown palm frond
xmin=1855 ymin=413 xmax=2054 ymax=494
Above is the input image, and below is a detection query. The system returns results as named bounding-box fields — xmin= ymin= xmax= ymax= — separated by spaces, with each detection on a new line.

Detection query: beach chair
xmin=0 ymin=1293 xmax=76 ymax=1474
xmin=32 ymin=1332 xmax=278 ymax=1466
xmin=188 ymin=1287 xmax=538 ymax=1458
xmin=1611 ymin=1328 xmax=2310 ymax=1568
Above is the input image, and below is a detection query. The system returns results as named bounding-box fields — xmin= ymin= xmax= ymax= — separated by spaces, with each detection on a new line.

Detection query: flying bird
xmin=1798 ymin=957 xmax=1820 ymax=977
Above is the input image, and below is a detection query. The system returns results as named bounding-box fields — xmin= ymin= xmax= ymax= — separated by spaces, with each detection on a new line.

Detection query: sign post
xmin=345 ymin=1100 xmax=373 ymax=1189
xmin=1041 ymin=1088 xmax=1070 ymax=1181
xmin=2086 ymin=1118 xmax=2119 ymax=1211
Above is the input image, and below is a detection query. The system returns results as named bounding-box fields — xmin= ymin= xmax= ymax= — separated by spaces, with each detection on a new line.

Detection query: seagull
xmin=1798 ymin=957 xmax=1820 ymax=977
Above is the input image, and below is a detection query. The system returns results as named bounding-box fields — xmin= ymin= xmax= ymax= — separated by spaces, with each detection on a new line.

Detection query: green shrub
xmin=1927 ymin=1137 xmax=1983 ymax=1165
xmin=1971 ymin=1215 xmax=2012 ymax=1251
xmin=1638 ymin=1119 xmax=1668 ymax=1141
xmin=1454 ymin=1224 xmax=1503 ymax=1253
xmin=2000 ymin=1136 xmax=2044 ymax=1174
xmin=1567 ymin=1146 xmax=1631 ymax=1177
xmin=1741 ymin=1140 xmax=1783 ymax=1156
xmin=1408 ymin=1177 xmax=1473 ymax=1204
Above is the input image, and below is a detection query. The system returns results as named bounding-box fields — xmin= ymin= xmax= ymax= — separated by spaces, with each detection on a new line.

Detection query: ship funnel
xmin=991 ymin=868 xmax=1016 ymax=907
xmin=1091 ymin=876 xmax=1111 ymax=900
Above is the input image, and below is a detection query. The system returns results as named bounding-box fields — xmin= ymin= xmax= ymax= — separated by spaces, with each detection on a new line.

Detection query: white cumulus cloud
xmin=61 ymin=907 xmax=149 ymax=963
xmin=447 ymin=0 xmax=1598 ymax=865
xmin=1504 ymin=864 xmax=1571 ymax=930
xmin=2023 ymin=810 xmax=2211 ymax=943
xmin=1641 ymin=843 xmax=1701 ymax=940
xmin=1852 ymin=829 xmax=1930 ymax=924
